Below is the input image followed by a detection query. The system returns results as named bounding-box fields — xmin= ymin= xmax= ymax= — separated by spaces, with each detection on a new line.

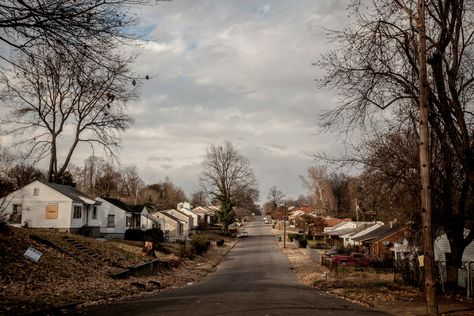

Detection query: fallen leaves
xmin=0 ymin=227 xmax=235 ymax=314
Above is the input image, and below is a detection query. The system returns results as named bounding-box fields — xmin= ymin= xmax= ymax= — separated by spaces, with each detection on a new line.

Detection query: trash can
xmin=278 ymin=236 xmax=282 ymax=241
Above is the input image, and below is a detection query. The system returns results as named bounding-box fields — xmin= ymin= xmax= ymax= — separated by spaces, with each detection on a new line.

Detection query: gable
xmin=3 ymin=181 xmax=73 ymax=203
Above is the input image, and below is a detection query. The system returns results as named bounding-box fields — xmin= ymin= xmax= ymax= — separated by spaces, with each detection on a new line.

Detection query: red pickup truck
xmin=331 ymin=253 xmax=370 ymax=266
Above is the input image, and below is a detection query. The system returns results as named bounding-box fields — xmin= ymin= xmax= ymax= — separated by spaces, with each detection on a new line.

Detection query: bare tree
xmin=191 ymin=190 xmax=208 ymax=207
xmin=0 ymin=0 xmax=148 ymax=70
xmin=140 ymin=178 xmax=187 ymax=211
xmin=316 ymin=0 xmax=474 ymax=301
xmin=1 ymin=45 xmax=136 ymax=183
xmin=119 ymin=166 xmax=145 ymax=203
xmin=300 ymin=166 xmax=336 ymax=215
xmin=266 ymin=186 xmax=285 ymax=210
xmin=200 ymin=141 xmax=257 ymax=233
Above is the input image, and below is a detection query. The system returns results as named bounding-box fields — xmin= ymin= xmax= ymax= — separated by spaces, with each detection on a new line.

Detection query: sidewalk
xmin=273 ymin=229 xmax=474 ymax=316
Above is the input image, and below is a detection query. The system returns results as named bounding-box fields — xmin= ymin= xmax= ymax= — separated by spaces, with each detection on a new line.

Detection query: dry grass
xmin=0 ymin=227 xmax=235 ymax=315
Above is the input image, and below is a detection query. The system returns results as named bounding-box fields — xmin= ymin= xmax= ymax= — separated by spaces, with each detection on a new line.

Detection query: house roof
xmin=352 ymin=224 xmax=406 ymax=243
xmin=100 ymin=197 xmax=134 ymax=213
xmin=344 ymin=222 xmax=384 ymax=239
xmin=325 ymin=220 xmax=354 ymax=232
xmin=142 ymin=213 xmax=160 ymax=224
xmin=163 ymin=209 xmax=193 ymax=223
xmin=294 ymin=205 xmax=313 ymax=213
xmin=339 ymin=224 xmax=373 ymax=238
xmin=327 ymin=228 xmax=357 ymax=237
xmin=157 ymin=211 xmax=185 ymax=223
xmin=41 ymin=181 xmax=96 ymax=204
xmin=129 ymin=204 xmax=147 ymax=213
xmin=324 ymin=217 xmax=352 ymax=228
xmin=193 ymin=206 xmax=215 ymax=215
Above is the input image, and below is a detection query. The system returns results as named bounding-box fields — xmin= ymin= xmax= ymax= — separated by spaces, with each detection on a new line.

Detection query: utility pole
xmin=283 ymin=205 xmax=287 ymax=249
xmin=417 ymin=0 xmax=438 ymax=314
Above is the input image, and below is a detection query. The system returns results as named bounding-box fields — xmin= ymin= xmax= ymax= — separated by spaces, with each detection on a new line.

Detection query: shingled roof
xmin=100 ymin=197 xmax=135 ymax=212
xmin=41 ymin=181 xmax=96 ymax=204
xmin=352 ymin=224 xmax=405 ymax=243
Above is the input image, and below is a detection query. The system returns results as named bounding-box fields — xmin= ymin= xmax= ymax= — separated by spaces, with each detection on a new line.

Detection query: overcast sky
xmin=108 ymin=0 xmax=354 ymax=204
xmin=2 ymin=1 xmax=355 ymax=204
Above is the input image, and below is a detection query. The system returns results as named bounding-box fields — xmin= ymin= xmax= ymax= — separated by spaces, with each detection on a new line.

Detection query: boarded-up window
xmin=45 ymin=204 xmax=58 ymax=219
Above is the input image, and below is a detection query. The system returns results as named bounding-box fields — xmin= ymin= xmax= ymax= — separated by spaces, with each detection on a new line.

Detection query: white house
xmin=95 ymin=197 xmax=162 ymax=239
xmin=163 ymin=209 xmax=192 ymax=235
xmin=151 ymin=211 xmax=185 ymax=242
xmin=434 ymin=230 xmax=474 ymax=262
xmin=96 ymin=197 xmax=133 ymax=239
xmin=340 ymin=222 xmax=384 ymax=247
xmin=129 ymin=205 xmax=163 ymax=230
xmin=192 ymin=206 xmax=218 ymax=225
xmin=177 ymin=202 xmax=199 ymax=228
xmin=1 ymin=180 xmax=101 ymax=236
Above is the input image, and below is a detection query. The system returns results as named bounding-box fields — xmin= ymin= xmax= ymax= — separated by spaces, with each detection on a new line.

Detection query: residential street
xmin=82 ymin=218 xmax=389 ymax=316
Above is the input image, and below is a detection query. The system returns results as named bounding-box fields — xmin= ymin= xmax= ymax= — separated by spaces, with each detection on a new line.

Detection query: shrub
xmin=124 ymin=229 xmax=145 ymax=241
xmin=191 ymin=233 xmax=210 ymax=254
xmin=145 ymin=228 xmax=164 ymax=243
xmin=298 ymin=239 xmax=308 ymax=248
xmin=287 ymin=233 xmax=303 ymax=242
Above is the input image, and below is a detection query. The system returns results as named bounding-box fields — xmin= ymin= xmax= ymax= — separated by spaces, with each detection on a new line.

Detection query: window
xmin=33 ymin=188 xmax=39 ymax=196
xmin=92 ymin=206 xmax=97 ymax=220
xmin=107 ymin=214 xmax=115 ymax=227
xmin=126 ymin=216 xmax=131 ymax=227
xmin=73 ymin=206 xmax=82 ymax=219
xmin=10 ymin=204 xmax=22 ymax=224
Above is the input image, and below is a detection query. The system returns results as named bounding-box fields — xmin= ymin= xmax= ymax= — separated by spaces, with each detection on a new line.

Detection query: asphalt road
xmin=83 ymin=218 xmax=389 ymax=316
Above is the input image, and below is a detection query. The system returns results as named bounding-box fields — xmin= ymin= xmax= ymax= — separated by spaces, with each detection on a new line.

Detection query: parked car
xmin=324 ymin=247 xmax=340 ymax=257
xmin=331 ymin=253 xmax=370 ymax=266
xmin=237 ymin=231 xmax=249 ymax=238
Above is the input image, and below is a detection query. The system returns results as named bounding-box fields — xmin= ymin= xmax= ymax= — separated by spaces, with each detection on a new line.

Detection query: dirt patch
xmin=0 ymin=227 xmax=235 ymax=315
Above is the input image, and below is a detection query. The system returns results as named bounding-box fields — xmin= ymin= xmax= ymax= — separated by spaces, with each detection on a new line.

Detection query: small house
xmin=151 ymin=211 xmax=185 ymax=242
xmin=1 ymin=180 xmax=101 ymax=236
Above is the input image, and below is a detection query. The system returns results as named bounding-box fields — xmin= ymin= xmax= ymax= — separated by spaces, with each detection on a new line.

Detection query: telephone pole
xmin=417 ymin=0 xmax=438 ymax=314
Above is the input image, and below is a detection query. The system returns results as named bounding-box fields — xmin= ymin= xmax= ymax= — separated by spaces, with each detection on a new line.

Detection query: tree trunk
xmin=48 ymin=137 xmax=57 ymax=183
xmin=417 ymin=0 xmax=439 ymax=314
xmin=445 ymin=230 xmax=466 ymax=289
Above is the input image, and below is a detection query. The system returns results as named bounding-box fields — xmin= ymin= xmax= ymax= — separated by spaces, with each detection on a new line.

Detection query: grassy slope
xmin=0 ymin=227 xmax=234 ymax=315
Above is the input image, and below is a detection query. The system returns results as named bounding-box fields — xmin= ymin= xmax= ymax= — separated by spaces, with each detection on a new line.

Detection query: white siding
xmin=96 ymin=198 xmax=128 ymax=237
xmin=151 ymin=212 xmax=184 ymax=242
xmin=2 ymin=181 xmax=73 ymax=230
xmin=164 ymin=209 xmax=191 ymax=234
xmin=434 ymin=232 xmax=474 ymax=262
xmin=178 ymin=208 xmax=199 ymax=227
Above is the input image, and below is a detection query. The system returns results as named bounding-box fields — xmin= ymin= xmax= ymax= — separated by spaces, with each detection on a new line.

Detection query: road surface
xmin=83 ymin=217 xmax=389 ymax=315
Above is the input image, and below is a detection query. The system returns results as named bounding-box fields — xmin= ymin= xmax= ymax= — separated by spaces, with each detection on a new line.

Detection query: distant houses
xmin=95 ymin=197 xmax=161 ymax=239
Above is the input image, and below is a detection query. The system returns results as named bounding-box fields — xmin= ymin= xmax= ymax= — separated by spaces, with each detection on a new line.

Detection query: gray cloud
xmin=118 ymin=0 xmax=353 ymax=202
xmin=2 ymin=1 xmax=352 ymax=204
